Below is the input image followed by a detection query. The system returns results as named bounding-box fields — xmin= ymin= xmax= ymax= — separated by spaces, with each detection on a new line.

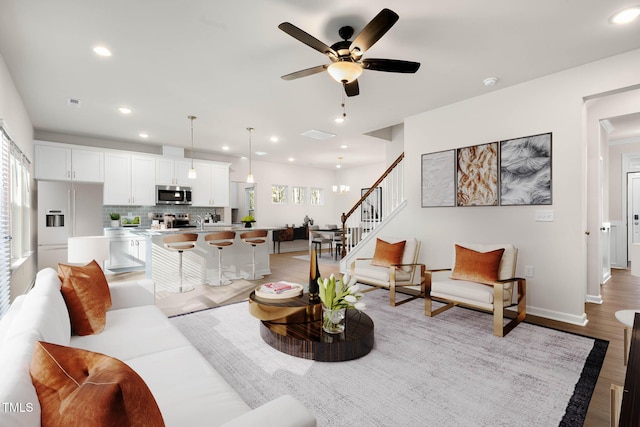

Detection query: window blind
xmin=0 ymin=124 xmax=11 ymax=317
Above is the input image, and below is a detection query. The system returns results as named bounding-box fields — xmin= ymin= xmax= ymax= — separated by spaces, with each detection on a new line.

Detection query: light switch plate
xmin=535 ymin=210 xmax=554 ymax=222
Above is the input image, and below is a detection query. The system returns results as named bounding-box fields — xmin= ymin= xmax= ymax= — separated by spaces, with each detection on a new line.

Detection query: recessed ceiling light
xmin=93 ymin=46 xmax=112 ymax=57
xmin=611 ymin=7 xmax=640 ymax=24
xmin=334 ymin=116 xmax=345 ymax=123
xmin=255 ymin=151 xmax=267 ymax=156
xmin=340 ymin=145 xmax=348 ymax=149
xmin=270 ymin=136 xmax=279 ymax=142
xmin=288 ymin=157 xmax=295 ymax=162
xmin=483 ymin=77 xmax=498 ymax=87
xmin=118 ymin=107 xmax=132 ymax=114
xmin=139 ymin=132 xmax=149 ymax=138
xmin=222 ymin=145 xmax=230 ymax=151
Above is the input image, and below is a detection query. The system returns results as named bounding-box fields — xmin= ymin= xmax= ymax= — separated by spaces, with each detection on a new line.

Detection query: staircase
xmin=337 ymin=153 xmax=406 ymax=270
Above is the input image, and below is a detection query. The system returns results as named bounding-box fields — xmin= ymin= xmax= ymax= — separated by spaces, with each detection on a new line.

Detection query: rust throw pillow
xmin=58 ymin=260 xmax=112 ymax=310
xmin=450 ymin=244 xmax=505 ymax=284
xmin=30 ymin=341 xmax=165 ymax=427
xmin=60 ymin=275 xmax=106 ymax=335
xmin=371 ymin=239 xmax=406 ymax=267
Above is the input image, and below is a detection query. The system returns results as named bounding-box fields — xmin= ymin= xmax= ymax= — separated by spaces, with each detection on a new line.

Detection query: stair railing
xmin=338 ymin=152 xmax=405 ymax=258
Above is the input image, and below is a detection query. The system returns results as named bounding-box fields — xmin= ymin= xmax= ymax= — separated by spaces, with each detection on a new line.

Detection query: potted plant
xmin=241 ymin=215 xmax=255 ymax=228
xmin=109 ymin=213 xmax=120 ymax=227
xmin=318 ymin=273 xmax=366 ymax=334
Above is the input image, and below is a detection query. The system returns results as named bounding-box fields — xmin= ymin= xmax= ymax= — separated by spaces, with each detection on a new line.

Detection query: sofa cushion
xmin=126 ymin=346 xmax=251 ymax=426
xmin=58 ymin=260 xmax=112 ymax=309
xmin=0 ymin=329 xmax=42 ymax=427
xmin=9 ymin=269 xmax=71 ymax=346
xmin=353 ymin=259 xmax=413 ymax=285
xmin=30 ymin=341 xmax=165 ymax=427
xmin=371 ymin=238 xmax=406 ymax=267
xmin=61 ymin=275 xmax=107 ymax=336
xmin=450 ymin=244 xmax=504 ymax=284
xmin=71 ymin=305 xmax=193 ymax=361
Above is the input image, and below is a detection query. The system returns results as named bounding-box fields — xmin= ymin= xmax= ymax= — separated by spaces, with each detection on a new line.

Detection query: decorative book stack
xmin=255 ymin=281 xmax=303 ymax=299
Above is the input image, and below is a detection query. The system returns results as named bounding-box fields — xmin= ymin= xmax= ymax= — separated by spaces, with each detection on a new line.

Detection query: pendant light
xmin=246 ymin=127 xmax=255 ymax=183
xmin=187 ymin=115 xmax=197 ymax=179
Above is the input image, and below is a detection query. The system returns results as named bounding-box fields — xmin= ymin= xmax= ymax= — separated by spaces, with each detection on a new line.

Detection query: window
xmin=271 ymin=185 xmax=288 ymax=204
xmin=0 ymin=122 xmax=31 ymax=317
xmin=310 ymin=187 xmax=324 ymax=206
xmin=10 ymin=145 xmax=31 ymax=262
xmin=292 ymin=186 xmax=305 ymax=204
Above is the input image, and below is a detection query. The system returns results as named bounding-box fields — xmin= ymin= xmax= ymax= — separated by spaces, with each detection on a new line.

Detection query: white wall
xmin=378 ymin=48 xmax=640 ymax=325
xmin=0 ymin=53 xmax=36 ymax=300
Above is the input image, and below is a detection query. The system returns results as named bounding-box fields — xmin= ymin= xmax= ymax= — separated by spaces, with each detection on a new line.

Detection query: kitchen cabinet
xmin=105 ymin=229 xmax=146 ymax=271
xmin=191 ymin=161 xmax=230 ymax=207
xmin=156 ymin=158 xmax=192 ymax=186
xmin=104 ymin=152 xmax=156 ymax=205
xmin=34 ymin=142 xmax=104 ymax=182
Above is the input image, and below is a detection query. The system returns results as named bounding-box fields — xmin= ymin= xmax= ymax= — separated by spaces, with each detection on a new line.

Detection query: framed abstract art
xmin=457 ymin=142 xmax=498 ymax=206
xmin=421 ymin=150 xmax=456 ymax=207
xmin=500 ymin=132 xmax=552 ymax=205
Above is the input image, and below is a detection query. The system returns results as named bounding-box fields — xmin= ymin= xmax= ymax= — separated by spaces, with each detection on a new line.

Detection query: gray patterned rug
xmin=170 ymin=291 xmax=606 ymax=427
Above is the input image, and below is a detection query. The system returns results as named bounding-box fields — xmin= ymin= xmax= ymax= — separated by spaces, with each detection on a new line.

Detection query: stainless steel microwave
xmin=156 ymin=185 xmax=192 ymax=205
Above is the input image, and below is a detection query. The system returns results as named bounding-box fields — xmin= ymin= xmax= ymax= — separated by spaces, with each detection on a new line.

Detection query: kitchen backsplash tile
xmin=103 ymin=206 xmax=225 ymax=228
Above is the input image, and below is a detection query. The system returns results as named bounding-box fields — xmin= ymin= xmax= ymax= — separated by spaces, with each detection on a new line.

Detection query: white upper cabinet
xmin=34 ymin=142 xmax=104 ymax=182
xmin=156 ymin=158 xmax=192 ymax=187
xmin=104 ymin=152 xmax=155 ymax=205
xmin=190 ymin=162 xmax=230 ymax=207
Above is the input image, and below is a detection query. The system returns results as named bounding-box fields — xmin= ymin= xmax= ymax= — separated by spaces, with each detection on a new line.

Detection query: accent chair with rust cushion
xmin=351 ymin=237 xmax=425 ymax=307
xmin=425 ymin=242 xmax=526 ymax=337
xmin=30 ymin=341 xmax=165 ymax=427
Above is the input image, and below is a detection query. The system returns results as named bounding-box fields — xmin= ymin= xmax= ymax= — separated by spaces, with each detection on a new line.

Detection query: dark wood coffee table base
xmin=260 ymin=310 xmax=374 ymax=362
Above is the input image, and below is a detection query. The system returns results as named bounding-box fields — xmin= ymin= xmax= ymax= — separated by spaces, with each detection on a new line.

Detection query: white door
xmin=627 ymin=172 xmax=640 ymax=260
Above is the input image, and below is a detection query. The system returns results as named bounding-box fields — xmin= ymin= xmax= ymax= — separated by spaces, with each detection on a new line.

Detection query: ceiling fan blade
xmin=362 ymin=58 xmax=421 ymax=73
xmin=344 ymin=80 xmax=360 ymax=97
xmin=350 ymin=9 xmax=399 ymax=55
xmin=278 ymin=22 xmax=337 ymax=58
xmin=281 ymin=65 xmax=328 ymax=81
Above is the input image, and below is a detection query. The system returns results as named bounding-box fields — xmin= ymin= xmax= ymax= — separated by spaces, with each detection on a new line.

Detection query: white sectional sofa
xmin=0 ymin=268 xmax=316 ymax=427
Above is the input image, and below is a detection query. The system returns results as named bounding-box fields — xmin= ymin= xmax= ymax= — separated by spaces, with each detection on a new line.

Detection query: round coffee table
xmin=248 ymin=291 xmax=374 ymax=362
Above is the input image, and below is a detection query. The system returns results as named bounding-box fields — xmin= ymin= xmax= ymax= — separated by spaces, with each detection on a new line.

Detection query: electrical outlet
xmin=524 ymin=265 xmax=534 ymax=277
xmin=535 ymin=210 xmax=554 ymax=222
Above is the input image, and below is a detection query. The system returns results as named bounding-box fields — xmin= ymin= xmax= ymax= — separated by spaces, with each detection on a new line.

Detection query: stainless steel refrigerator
xmin=37 ymin=181 xmax=104 ymax=269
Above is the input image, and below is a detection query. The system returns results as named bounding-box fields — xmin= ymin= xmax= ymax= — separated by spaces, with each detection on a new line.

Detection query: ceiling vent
xmin=301 ymin=129 xmax=335 ymax=140
xmin=67 ymin=98 xmax=81 ymax=108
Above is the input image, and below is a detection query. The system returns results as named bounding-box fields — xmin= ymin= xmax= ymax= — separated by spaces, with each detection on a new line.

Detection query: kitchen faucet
xmin=196 ymin=215 xmax=204 ymax=231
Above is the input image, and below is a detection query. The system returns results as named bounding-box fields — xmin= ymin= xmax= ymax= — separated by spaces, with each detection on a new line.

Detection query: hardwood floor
xmin=113 ymin=250 xmax=636 ymax=426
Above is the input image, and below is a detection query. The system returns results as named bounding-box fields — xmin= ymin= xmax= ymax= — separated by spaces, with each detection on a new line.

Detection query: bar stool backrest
xmin=204 ymin=231 xmax=236 ymax=247
xmin=163 ymin=233 xmax=199 ymax=251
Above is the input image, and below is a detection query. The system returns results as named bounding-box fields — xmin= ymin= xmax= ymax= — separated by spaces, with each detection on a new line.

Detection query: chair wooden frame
xmin=424 ymin=268 xmax=526 ymax=337
xmin=351 ymin=259 xmax=427 ymax=307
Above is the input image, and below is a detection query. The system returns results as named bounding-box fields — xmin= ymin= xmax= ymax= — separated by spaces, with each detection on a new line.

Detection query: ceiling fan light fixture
xmin=327 ymin=61 xmax=363 ymax=84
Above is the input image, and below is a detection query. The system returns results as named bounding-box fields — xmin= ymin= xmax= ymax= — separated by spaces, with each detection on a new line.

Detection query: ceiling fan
xmin=278 ymin=8 xmax=420 ymax=97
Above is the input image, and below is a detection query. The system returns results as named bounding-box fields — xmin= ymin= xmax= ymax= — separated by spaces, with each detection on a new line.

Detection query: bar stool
xmin=162 ymin=233 xmax=198 ymax=293
xmin=240 ymin=229 xmax=268 ymax=280
xmin=204 ymin=231 xmax=236 ymax=286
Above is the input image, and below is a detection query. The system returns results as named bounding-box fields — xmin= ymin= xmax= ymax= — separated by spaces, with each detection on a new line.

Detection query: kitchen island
xmin=131 ymin=227 xmax=274 ymax=292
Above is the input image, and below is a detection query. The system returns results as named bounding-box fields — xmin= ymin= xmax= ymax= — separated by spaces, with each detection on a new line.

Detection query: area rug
xmin=169 ymin=291 xmax=607 ymax=427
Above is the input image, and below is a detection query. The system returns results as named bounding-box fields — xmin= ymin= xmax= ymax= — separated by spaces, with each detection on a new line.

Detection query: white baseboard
xmin=526 ymin=306 xmax=589 ymax=326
